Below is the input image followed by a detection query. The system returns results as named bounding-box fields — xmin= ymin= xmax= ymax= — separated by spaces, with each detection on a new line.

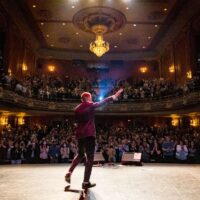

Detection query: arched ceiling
xmin=16 ymin=0 xmax=186 ymax=59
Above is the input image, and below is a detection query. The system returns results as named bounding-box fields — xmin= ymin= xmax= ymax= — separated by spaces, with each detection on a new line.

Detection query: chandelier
xmin=89 ymin=25 xmax=109 ymax=57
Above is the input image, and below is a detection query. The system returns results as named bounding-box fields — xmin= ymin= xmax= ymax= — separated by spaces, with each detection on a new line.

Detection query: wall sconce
xmin=18 ymin=117 xmax=25 ymax=125
xmin=22 ymin=63 xmax=28 ymax=71
xmin=139 ymin=66 xmax=148 ymax=73
xmin=0 ymin=115 xmax=8 ymax=126
xmin=190 ymin=118 xmax=199 ymax=127
xmin=48 ymin=65 xmax=55 ymax=72
xmin=187 ymin=70 xmax=192 ymax=79
xmin=171 ymin=118 xmax=179 ymax=126
xmin=8 ymin=69 xmax=12 ymax=77
xmin=169 ymin=65 xmax=175 ymax=73
xmin=17 ymin=113 xmax=26 ymax=125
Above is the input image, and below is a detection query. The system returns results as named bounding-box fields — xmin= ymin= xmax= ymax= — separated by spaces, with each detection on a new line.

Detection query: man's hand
xmin=112 ymin=88 xmax=123 ymax=100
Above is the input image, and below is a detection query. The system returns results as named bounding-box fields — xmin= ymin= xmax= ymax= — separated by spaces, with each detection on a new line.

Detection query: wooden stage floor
xmin=0 ymin=164 xmax=200 ymax=200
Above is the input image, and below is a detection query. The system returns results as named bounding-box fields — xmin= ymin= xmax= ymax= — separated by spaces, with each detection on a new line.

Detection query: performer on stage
xmin=65 ymin=89 xmax=123 ymax=189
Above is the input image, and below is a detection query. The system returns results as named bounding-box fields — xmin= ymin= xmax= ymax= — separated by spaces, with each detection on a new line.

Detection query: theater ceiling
xmin=13 ymin=0 xmax=187 ymax=57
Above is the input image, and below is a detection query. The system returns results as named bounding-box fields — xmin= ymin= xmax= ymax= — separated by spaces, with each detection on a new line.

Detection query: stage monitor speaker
xmin=93 ymin=152 xmax=105 ymax=164
xmin=121 ymin=152 xmax=142 ymax=166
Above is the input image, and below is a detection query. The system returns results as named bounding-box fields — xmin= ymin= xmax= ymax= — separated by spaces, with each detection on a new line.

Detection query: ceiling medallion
xmin=73 ymin=7 xmax=126 ymax=57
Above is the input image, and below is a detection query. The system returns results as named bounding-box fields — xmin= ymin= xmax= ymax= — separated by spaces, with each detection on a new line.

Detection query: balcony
xmin=0 ymin=87 xmax=200 ymax=115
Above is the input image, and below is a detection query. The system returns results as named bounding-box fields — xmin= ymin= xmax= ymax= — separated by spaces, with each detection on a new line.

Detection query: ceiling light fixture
xmin=133 ymin=24 xmax=137 ymax=27
xmin=89 ymin=25 xmax=109 ymax=57
xmin=32 ymin=5 xmax=36 ymax=8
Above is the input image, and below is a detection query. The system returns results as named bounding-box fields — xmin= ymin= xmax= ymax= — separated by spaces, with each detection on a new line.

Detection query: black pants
xmin=69 ymin=136 xmax=95 ymax=182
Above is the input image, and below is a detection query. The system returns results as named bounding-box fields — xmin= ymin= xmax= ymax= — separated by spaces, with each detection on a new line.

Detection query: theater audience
xmin=0 ymin=123 xmax=200 ymax=164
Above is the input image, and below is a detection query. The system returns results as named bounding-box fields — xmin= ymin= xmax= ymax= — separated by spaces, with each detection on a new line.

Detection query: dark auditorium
xmin=0 ymin=1 xmax=200 ymax=200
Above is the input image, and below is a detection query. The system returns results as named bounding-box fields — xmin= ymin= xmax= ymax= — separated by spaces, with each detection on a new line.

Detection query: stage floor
xmin=0 ymin=164 xmax=200 ymax=200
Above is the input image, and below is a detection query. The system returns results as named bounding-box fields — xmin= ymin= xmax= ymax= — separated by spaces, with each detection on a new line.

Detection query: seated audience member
xmin=162 ymin=136 xmax=174 ymax=162
xmin=176 ymin=141 xmax=188 ymax=161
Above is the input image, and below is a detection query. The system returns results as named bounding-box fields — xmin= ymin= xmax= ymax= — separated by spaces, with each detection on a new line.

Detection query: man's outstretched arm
xmin=92 ymin=88 xmax=123 ymax=108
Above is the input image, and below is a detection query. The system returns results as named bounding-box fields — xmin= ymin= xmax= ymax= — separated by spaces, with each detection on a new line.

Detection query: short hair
xmin=81 ymin=92 xmax=92 ymax=102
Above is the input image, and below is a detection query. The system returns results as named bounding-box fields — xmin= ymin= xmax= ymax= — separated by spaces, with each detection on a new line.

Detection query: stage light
xmin=99 ymin=96 xmax=103 ymax=101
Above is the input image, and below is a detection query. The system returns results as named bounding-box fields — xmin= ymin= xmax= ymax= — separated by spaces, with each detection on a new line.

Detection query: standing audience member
xmin=10 ymin=142 xmax=22 ymax=164
xmin=162 ymin=136 xmax=174 ymax=162
xmin=60 ymin=143 xmax=70 ymax=163
xmin=176 ymin=141 xmax=188 ymax=162
xmin=40 ymin=141 xmax=49 ymax=163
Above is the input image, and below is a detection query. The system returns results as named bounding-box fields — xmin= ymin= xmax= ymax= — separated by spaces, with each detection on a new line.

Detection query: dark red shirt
xmin=74 ymin=97 xmax=113 ymax=139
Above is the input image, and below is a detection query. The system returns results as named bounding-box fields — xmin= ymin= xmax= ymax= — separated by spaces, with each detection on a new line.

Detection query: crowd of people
xmin=1 ymin=73 xmax=200 ymax=102
xmin=0 ymin=122 xmax=199 ymax=164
